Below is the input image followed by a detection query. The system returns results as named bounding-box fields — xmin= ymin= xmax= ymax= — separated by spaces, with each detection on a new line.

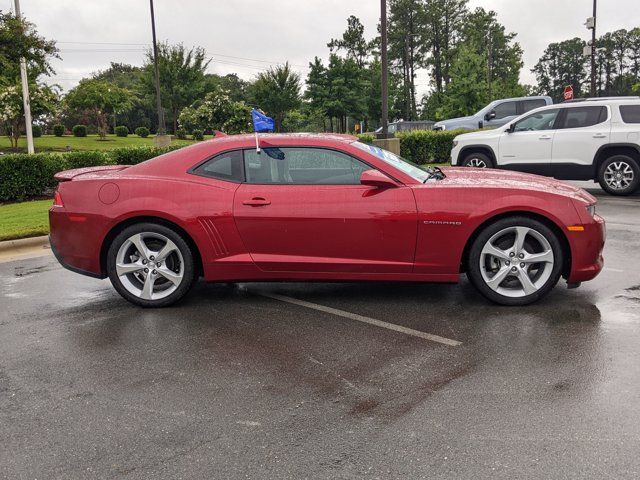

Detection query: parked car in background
xmin=451 ymin=97 xmax=640 ymax=195
xmin=374 ymin=120 xmax=435 ymax=135
xmin=49 ymin=133 xmax=603 ymax=307
xmin=433 ymin=96 xmax=553 ymax=131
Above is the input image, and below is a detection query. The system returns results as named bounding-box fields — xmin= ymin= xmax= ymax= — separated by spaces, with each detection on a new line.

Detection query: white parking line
xmin=258 ymin=291 xmax=462 ymax=347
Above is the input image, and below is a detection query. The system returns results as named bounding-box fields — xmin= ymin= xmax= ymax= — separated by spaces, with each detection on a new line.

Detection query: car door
xmin=497 ymin=108 xmax=561 ymax=175
xmin=550 ymin=105 xmax=611 ymax=180
xmin=484 ymin=100 xmax=519 ymax=128
xmin=233 ymin=147 xmax=418 ymax=274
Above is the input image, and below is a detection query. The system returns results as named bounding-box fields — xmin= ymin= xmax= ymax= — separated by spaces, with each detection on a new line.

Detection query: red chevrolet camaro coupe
xmin=49 ymin=133 xmax=605 ymax=307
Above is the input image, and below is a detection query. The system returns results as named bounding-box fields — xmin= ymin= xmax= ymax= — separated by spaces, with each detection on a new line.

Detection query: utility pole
xmin=379 ymin=0 xmax=389 ymax=138
xmin=590 ymin=0 xmax=597 ymax=97
xmin=14 ymin=0 xmax=34 ymax=154
xmin=149 ymin=0 xmax=166 ymax=137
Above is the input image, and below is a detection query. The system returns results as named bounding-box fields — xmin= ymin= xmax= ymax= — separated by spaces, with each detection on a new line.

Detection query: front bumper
xmin=567 ymin=214 xmax=605 ymax=283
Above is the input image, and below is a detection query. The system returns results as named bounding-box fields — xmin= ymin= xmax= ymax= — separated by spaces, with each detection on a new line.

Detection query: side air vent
xmin=197 ymin=217 xmax=229 ymax=257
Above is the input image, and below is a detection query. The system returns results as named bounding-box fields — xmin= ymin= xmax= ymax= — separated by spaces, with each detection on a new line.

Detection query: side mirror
xmin=506 ymin=123 xmax=516 ymax=133
xmin=485 ymin=110 xmax=496 ymax=121
xmin=360 ymin=169 xmax=397 ymax=188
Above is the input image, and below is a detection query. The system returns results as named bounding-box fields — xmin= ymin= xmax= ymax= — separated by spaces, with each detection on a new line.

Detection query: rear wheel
xmin=461 ymin=152 xmax=494 ymax=168
xmin=466 ymin=217 xmax=564 ymax=306
xmin=597 ymin=155 xmax=639 ymax=196
xmin=107 ymin=223 xmax=196 ymax=307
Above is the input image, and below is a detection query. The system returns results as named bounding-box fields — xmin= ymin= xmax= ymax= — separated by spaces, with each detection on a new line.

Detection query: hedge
xmin=135 ymin=126 xmax=150 ymax=138
xmin=72 ymin=125 xmax=87 ymax=137
xmin=115 ymin=125 xmax=129 ymax=137
xmin=357 ymin=129 xmax=467 ymax=164
xmin=0 ymin=145 xmax=183 ymax=202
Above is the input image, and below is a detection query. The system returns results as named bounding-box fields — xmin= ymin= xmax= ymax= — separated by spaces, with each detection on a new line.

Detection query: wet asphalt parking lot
xmin=1 ymin=183 xmax=639 ymax=479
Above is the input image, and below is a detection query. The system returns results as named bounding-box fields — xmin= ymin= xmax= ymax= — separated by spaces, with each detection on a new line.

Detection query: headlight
xmin=586 ymin=204 xmax=596 ymax=217
xmin=452 ymin=140 xmax=458 ymax=147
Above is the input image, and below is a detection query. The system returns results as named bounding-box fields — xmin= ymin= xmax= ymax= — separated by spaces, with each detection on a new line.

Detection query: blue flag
xmin=251 ymin=108 xmax=275 ymax=133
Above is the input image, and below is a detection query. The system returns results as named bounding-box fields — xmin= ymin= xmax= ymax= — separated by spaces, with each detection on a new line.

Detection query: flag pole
xmin=255 ymin=130 xmax=260 ymax=154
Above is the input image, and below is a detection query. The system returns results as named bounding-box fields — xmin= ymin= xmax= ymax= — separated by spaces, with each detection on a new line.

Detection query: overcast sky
xmin=6 ymin=0 xmax=640 ymax=99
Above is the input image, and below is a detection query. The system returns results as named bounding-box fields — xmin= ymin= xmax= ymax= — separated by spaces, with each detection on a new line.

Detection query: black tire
xmin=107 ymin=222 xmax=196 ymax=307
xmin=461 ymin=152 xmax=494 ymax=168
xmin=597 ymin=154 xmax=640 ymax=196
xmin=466 ymin=216 xmax=564 ymax=306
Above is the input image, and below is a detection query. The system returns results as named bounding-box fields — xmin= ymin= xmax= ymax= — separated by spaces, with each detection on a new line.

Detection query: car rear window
xmin=620 ymin=105 xmax=640 ymax=124
xmin=558 ymin=106 xmax=607 ymax=129
xmin=521 ymin=99 xmax=547 ymax=113
xmin=191 ymin=150 xmax=244 ymax=182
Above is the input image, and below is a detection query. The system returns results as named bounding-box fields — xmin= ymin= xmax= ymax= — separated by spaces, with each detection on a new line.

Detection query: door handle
xmin=242 ymin=197 xmax=271 ymax=206
xmin=539 ymin=135 xmax=552 ymax=140
xmin=592 ymin=134 xmax=607 ymax=138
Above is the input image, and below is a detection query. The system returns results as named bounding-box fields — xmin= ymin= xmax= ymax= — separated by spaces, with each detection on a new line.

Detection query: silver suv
xmin=433 ymin=96 xmax=553 ymax=131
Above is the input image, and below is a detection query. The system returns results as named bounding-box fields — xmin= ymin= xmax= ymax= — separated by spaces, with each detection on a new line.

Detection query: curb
xmin=0 ymin=235 xmax=50 ymax=254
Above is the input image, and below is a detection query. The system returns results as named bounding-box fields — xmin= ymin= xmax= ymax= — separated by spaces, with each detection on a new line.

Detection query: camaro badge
xmin=423 ymin=220 xmax=463 ymax=226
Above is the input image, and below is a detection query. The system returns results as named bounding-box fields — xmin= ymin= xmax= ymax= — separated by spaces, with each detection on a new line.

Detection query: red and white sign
xmin=563 ymin=85 xmax=574 ymax=101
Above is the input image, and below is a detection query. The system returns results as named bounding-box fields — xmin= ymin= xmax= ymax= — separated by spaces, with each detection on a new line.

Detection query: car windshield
xmin=353 ymin=141 xmax=439 ymax=183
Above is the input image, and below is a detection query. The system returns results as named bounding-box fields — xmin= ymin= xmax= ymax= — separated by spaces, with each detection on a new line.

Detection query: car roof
xmin=211 ymin=132 xmax=358 ymax=147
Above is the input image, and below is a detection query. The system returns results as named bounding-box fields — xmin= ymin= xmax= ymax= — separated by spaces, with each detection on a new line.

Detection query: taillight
xmin=53 ymin=191 xmax=64 ymax=207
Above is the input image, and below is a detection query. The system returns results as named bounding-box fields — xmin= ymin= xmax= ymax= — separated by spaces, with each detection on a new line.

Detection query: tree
xmin=532 ymin=38 xmax=587 ymax=102
xmin=388 ymin=0 xmax=426 ymax=120
xmin=437 ymin=45 xmax=488 ymax=119
xmin=0 ymin=10 xmax=58 ymax=84
xmin=0 ymin=82 xmax=57 ymax=148
xmin=64 ymin=79 xmax=132 ymax=138
xmin=249 ymin=63 xmax=301 ymax=132
xmin=328 ymin=15 xmax=372 ymax=68
xmin=423 ymin=0 xmax=469 ymax=93
xmin=178 ymin=84 xmax=251 ymax=134
xmin=139 ymin=43 xmax=210 ymax=133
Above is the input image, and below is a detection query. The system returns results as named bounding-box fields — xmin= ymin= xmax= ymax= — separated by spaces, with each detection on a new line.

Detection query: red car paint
xmin=49 ymin=133 xmax=604 ymax=286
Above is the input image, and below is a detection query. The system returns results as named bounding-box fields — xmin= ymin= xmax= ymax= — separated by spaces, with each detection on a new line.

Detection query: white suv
xmin=450 ymin=97 xmax=640 ymax=195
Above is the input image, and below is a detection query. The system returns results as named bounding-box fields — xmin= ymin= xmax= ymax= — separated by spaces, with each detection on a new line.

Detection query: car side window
xmin=558 ymin=106 xmax=607 ymax=129
xmin=243 ymin=147 xmax=370 ymax=185
xmin=512 ymin=109 xmax=560 ymax=132
xmin=191 ymin=150 xmax=244 ymax=182
xmin=521 ymin=99 xmax=547 ymax=113
xmin=493 ymin=101 xmax=518 ymax=119
xmin=620 ymin=105 xmax=640 ymax=124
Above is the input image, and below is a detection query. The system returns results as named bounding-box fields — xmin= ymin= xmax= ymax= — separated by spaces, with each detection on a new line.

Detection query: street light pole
xmin=590 ymin=0 xmax=597 ymax=97
xmin=14 ymin=0 xmax=34 ymax=154
xmin=380 ymin=0 xmax=389 ymax=138
xmin=149 ymin=0 xmax=166 ymax=136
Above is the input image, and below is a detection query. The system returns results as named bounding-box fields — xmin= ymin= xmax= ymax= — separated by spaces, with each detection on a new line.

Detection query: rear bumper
xmin=49 ymin=207 xmax=106 ymax=279
xmin=567 ymin=214 xmax=605 ymax=283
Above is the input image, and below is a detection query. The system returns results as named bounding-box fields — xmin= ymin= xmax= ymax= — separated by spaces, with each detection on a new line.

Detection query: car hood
xmin=434 ymin=116 xmax=474 ymax=128
xmin=454 ymin=129 xmax=502 ymax=141
xmin=434 ymin=167 xmax=596 ymax=204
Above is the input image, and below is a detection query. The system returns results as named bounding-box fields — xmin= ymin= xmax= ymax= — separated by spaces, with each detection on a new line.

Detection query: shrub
xmin=357 ymin=133 xmax=375 ymax=144
xmin=175 ymin=128 xmax=187 ymax=140
xmin=0 ymin=146 xmax=184 ymax=202
xmin=53 ymin=124 xmax=65 ymax=137
xmin=114 ymin=125 xmax=129 ymax=137
xmin=72 ymin=125 xmax=87 ymax=137
xmin=396 ymin=129 xmax=466 ymax=164
xmin=63 ymin=151 xmax=113 ymax=170
xmin=109 ymin=145 xmax=183 ymax=165
xmin=192 ymin=129 xmax=204 ymax=141
xmin=0 ymin=153 xmax=64 ymax=202
xmin=31 ymin=125 xmax=43 ymax=138
xmin=135 ymin=127 xmax=150 ymax=138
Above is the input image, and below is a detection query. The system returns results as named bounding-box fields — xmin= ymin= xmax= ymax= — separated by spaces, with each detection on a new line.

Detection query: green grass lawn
xmin=0 ymin=199 xmax=52 ymax=241
xmin=0 ymin=134 xmax=205 ymax=153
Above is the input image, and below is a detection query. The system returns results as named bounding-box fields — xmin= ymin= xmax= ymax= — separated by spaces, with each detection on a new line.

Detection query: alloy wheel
xmin=115 ymin=232 xmax=184 ymax=301
xmin=603 ymin=161 xmax=634 ymax=191
xmin=479 ymin=226 xmax=554 ymax=298
xmin=467 ymin=158 xmax=487 ymax=168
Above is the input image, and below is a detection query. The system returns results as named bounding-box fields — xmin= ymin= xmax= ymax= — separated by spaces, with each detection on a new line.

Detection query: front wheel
xmin=597 ymin=155 xmax=639 ymax=196
xmin=107 ymin=223 xmax=196 ymax=307
xmin=466 ymin=217 xmax=564 ymax=306
xmin=461 ymin=152 xmax=494 ymax=168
